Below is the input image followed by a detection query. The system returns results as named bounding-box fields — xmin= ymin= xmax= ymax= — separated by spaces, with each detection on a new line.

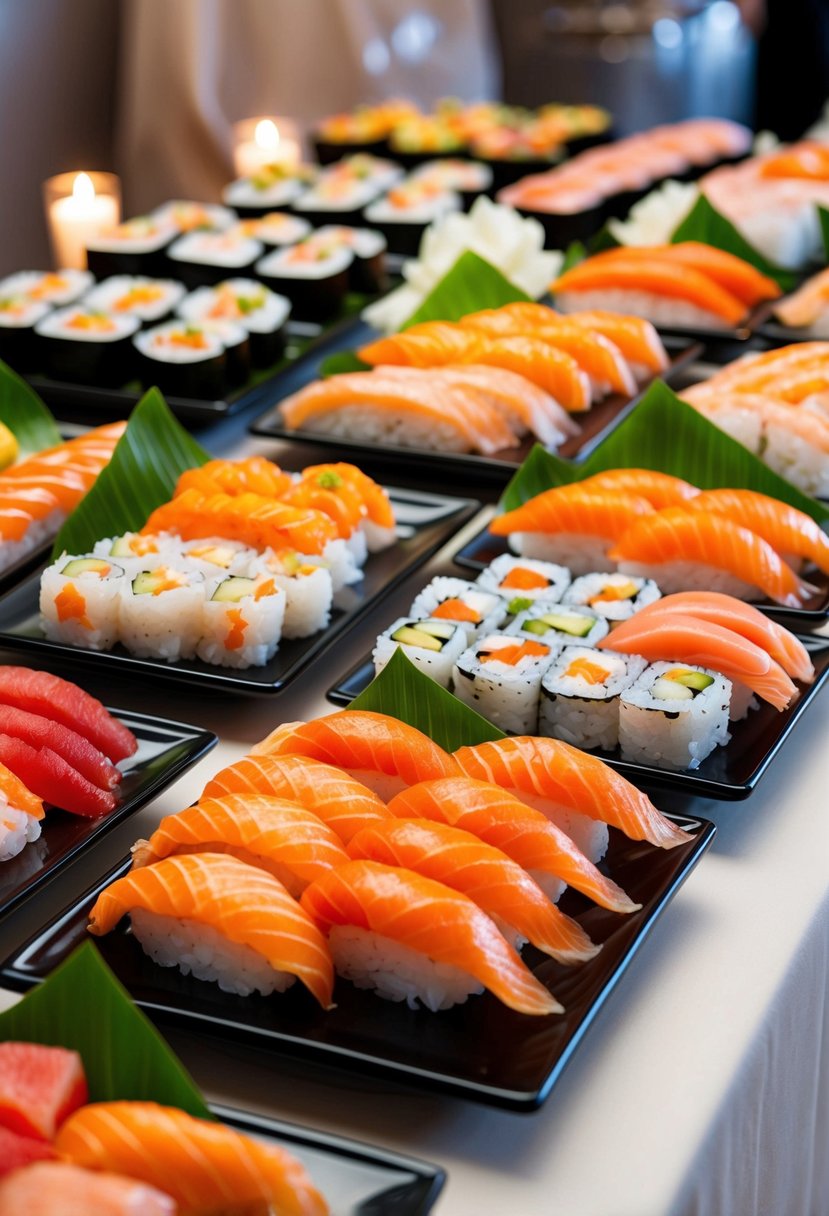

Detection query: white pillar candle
xmin=232 ymin=117 xmax=301 ymax=178
xmin=45 ymin=172 xmax=120 ymax=270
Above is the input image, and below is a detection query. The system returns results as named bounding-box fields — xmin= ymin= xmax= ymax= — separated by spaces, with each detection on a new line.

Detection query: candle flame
xmin=254 ymin=119 xmax=280 ymax=152
xmin=73 ymin=172 xmax=95 ymax=202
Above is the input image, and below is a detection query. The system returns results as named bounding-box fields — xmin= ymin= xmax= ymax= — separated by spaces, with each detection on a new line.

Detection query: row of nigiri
xmin=492 ymin=469 xmax=829 ymax=608
xmin=89 ymin=710 xmax=692 ymax=1017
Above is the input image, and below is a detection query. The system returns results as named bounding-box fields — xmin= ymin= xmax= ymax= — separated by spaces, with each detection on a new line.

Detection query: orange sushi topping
xmin=27 ymin=273 xmax=69 ymax=299
xmin=114 ymin=286 xmax=164 ymax=310
xmin=432 ymin=598 xmax=480 ymax=623
xmin=66 ymin=314 xmax=116 ymax=333
xmin=588 ymin=580 xmax=638 ymax=605
xmin=162 ymin=329 xmax=210 ymax=350
xmin=55 ymin=585 xmax=91 ymax=628
xmin=224 ymin=608 xmax=248 ymax=650
xmin=500 ymin=567 xmax=549 ymax=591
xmin=254 ymin=577 xmax=278 ymax=601
xmin=479 ymin=640 xmax=548 ymax=665
xmin=565 ymin=657 xmax=610 ymax=684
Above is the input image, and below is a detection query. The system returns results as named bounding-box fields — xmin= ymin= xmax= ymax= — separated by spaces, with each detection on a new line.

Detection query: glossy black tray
xmin=217 ymin=1103 xmax=444 ymax=1215
xmin=0 ymin=811 xmax=715 ymax=1111
xmin=453 ymin=524 xmax=829 ymax=625
xmin=249 ymin=319 xmax=701 ymax=480
xmin=0 ymin=487 xmax=479 ymax=695
xmin=326 ymin=630 xmax=829 ymax=800
xmin=0 ymin=707 xmax=216 ymax=919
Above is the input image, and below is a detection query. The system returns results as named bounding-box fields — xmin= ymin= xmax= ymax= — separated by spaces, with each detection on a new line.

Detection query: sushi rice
xmin=619 ymin=661 xmax=732 ymax=770
xmin=373 ymin=616 xmax=468 ymax=686
xmin=538 ymin=646 xmax=647 ymax=751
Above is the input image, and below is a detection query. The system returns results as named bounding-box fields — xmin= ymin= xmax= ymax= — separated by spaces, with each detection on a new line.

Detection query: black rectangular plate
xmin=0 ymin=488 xmax=479 ymax=695
xmin=0 ymin=811 xmax=714 ymax=1111
xmin=452 ymin=524 xmax=829 ymax=625
xmin=326 ymin=632 xmax=829 ymax=800
xmin=0 ymin=707 xmax=216 ymax=919
xmin=249 ymin=319 xmax=701 ymax=480
xmin=217 ymin=1103 xmax=444 ymax=1215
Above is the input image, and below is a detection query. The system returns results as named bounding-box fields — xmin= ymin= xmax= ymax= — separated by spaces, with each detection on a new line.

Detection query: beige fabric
xmin=115 ymin=0 xmax=499 ymax=213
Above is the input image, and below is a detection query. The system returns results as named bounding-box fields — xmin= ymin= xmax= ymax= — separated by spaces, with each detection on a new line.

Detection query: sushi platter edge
xmin=0 ymin=811 xmax=716 ymax=1112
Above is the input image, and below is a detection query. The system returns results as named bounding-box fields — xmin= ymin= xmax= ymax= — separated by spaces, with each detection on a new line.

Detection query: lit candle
xmin=232 ymin=116 xmax=302 ymax=178
xmin=45 ymin=171 xmax=120 ymax=270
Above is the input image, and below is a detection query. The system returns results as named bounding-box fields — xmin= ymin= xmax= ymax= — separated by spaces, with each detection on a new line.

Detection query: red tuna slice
xmin=0 ymin=734 xmax=118 ymax=818
xmin=0 ymin=1042 xmax=88 ymax=1141
xmin=0 ymin=667 xmax=137 ymax=763
xmin=0 ymin=706 xmax=122 ymax=790
xmin=0 ymin=1125 xmax=56 ymax=1176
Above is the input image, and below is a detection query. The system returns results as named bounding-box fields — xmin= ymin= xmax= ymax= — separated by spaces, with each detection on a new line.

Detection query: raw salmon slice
xmin=687 ymin=488 xmax=829 ymax=574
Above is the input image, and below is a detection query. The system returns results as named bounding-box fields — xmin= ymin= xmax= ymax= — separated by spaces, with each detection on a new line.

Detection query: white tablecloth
xmin=1 ymin=427 xmax=828 ymax=1216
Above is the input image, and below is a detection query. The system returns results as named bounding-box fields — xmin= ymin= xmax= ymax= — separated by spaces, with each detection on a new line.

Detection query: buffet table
xmin=1 ymin=421 xmax=828 ymax=1216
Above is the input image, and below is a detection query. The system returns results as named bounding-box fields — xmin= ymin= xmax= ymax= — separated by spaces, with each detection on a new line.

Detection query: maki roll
xmin=476 ymin=554 xmax=572 ymax=605
xmin=196 ymin=573 xmax=286 ymax=668
xmin=0 ymin=269 xmax=92 ymax=306
xmin=373 ymin=616 xmax=468 ymax=686
xmin=451 ymin=633 xmax=556 ymax=734
xmin=33 ymin=307 xmax=139 ymax=386
xmin=619 ymin=661 xmax=732 ymax=770
xmin=292 ymin=154 xmax=402 ymax=228
xmin=409 ymin=158 xmax=494 ymax=209
xmin=165 ymin=230 xmax=264 ymax=289
xmin=40 ymin=554 xmax=126 ymax=650
xmin=221 ymin=162 xmax=317 ymax=217
xmin=538 ymin=646 xmax=647 ymax=751
xmin=363 ymin=181 xmax=461 ymax=256
xmin=248 ymin=549 xmax=334 ymax=639
xmin=409 ymin=577 xmax=507 ymax=644
xmin=118 ymin=564 xmax=205 ymax=661
xmin=82 ymin=276 xmax=186 ymax=326
xmin=0 ymin=295 xmax=52 ymax=372
xmin=151 ymin=199 xmax=236 ymax=233
xmin=305 ymin=225 xmax=389 ymax=294
xmin=85 ymin=216 xmax=178 ymax=278
xmin=508 ymin=603 xmax=609 ymax=648
xmin=563 ymin=572 xmax=662 ymax=623
xmin=256 ymin=241 xmax=351 ymax=322
xmin=235 ymin=211 xmax=312 ymax=247
xmin=188 ymin=317 xmax=251 ymax=387
xmin=133 ymin=321 xmax=228 ymax=399
xmin=176 ymin=278 xmax=290 ymax=367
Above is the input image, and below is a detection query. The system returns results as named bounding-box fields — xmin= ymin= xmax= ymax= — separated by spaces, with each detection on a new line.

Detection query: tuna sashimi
xmin=0 ymin=1162 xmax=176 ymax=1216
xmin=0 ymin=667 xmax=136 ymax=762
xmin=251 ymin=710 xmax=461 ymax=801
xmin=0 ymin=734 xmax=118 ymax=818
xmin=347 ymin=819 xmax=599 ymax=963
xmin=0 ymin=1041 xmax=87 ymax=1141
xmin=88 ymin=853 xmax=334 ymax=1009
xmin=0 ymin=705 xmax=121 ymax=790
xmin=301 ymin=859 xmax=562 ymax=1015
xmin=55 ymin=1101 xmax=328 ymax=1216
xmin=0 ymin=1125 xmax=56 ymax=1177
xmin=387 ymin=777 xmax=641 ymax=911
xmin=202 ymin=754 xmax=394 ymax=843
xmin=131 ymin=794 xmax=348 ymax=895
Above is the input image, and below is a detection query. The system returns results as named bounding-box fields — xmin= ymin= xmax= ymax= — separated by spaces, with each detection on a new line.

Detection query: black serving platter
xmin=250 ymin=318 xmax=701 ymax=482
xmin=452 ymin=524 xmax=829 ymax=625
xmin=0 ymin=707 xmax=216 ymax=919
xmin=216 ymin=1103 xmax=444 ymax=1215
xmin=0 ymin=487 xmax=479 ymax=695
xmin=326 ymin=632 xmax=829 ymax=800
xmin=0 ymin=810 xmax=714 ymax=1111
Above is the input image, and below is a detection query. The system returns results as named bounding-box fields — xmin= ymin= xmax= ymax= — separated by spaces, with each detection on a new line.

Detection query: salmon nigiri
xmin=387 ymin=777 xmax=641 ymax=911
xmin=0 ymin=1162 xmax=177 ymax=1216
xmin=202 ymin=754 xmax=394 ymax=843
xmin=56 ymin=1102 xmax=328 ymax=1216
xmin=624 ymin=590 xmax=814 ymax=683
xmin=573 ymin=468 xmax=700 ymax=509
xmin=685 ymin=488 xmax=829 ymax=574
xmin=608 ymin=508 xmax=815 ymax=607
xmin=88 ymin=853 xmax=334 ymax=1007
xmin=565 ymin=310 xmax=669 ymax=375
xmin=347 ymin=819 xmax=599 ymax=963
xmin=300 ymin=859 xmax=562 ymax=1015
xmin=142 ymin=488 xmax=338 ymax=556
xmin=454 ymin=737 xmax=692 ymax=849
xmin=131 ymin=795 xmax=348 ymax=895
xmin=580 ymin=243 xmax=780 ymax=307
xmin=251 ymin=710 xmax=461 ymax=801
xmin=599 ymin=613 xmax=798 ymax=710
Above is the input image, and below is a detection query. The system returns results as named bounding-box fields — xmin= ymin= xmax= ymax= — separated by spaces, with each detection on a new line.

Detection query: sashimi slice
xmin=686 ymin=488 xmax=829 ymax=574
xmin=300 ymin=859 xmax=562 ymax=1015
xmin=598 ymin=613 xmax=798 ymax=710
xmin=131 ymin=794 xmax=348 ymax=895
xmin=387 ymin=777 xmax=641 ymax=911
xmin=609 ymin=507 xmax=815 ymax=607
xmin=491 ymin=486 xmax=654 ymax=541
xmin=88 ymin=854 xmax=334 ymax=1009
xmin=251 ymin=710 xmax=461 ymax=801
xmin=454 ymin=737 xmax=692 ymax=849
xmin=0 ymin=667 xmax=136 ymax=762
xmin=0 ymin=705 xmax=121 ymax=790
xmin=347 ymin=818 xmax=599 ymax=963
xmin=0 ymin=1041 xmax=87 ymax=1140
xmin=201 ymin=754 xmax=394 ymax=843
xmin=0 ymin=1126 xmax=56 ymax=1177
xmin=0 ymin=1162 xmax=176 ymax=1216
xmin=551 ymin=258 xmax=748 ymax=325
xmin=55 ymin=1101 xmax=328 ymax=1216
xmin=565 ymin=310 xmax=669 ymax=375
xmin=574 ymin=468 xmax=700 ymax=509
xmin=0 ymin=734 xmax=117 ymax=817
xmin=622 ymin=591 xmax=814 ymax=683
